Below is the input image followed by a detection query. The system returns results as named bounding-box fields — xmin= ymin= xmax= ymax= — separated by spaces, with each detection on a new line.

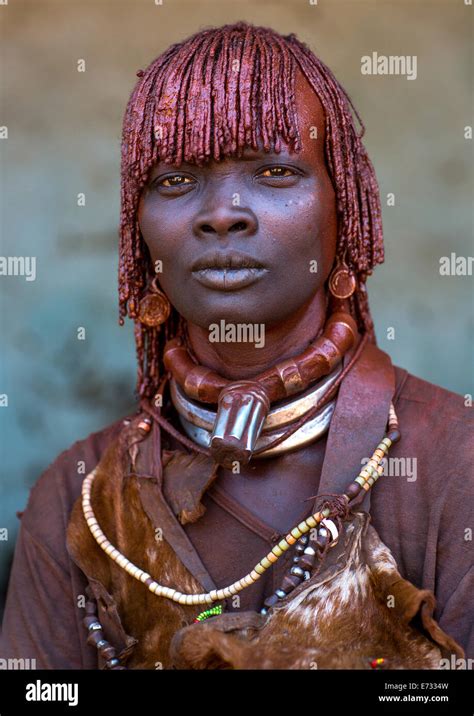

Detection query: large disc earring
xmin=137 ymin=276 xmax=171 ymax=327
xmin=328 ymin=252 xmax=357 ymax=299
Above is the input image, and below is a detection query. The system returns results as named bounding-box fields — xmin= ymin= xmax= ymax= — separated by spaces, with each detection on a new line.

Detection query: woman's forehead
xmin=293 ymin=68 xmax=326 ymax=137
xmin=148 ymin=70 xmax=326 ymax=174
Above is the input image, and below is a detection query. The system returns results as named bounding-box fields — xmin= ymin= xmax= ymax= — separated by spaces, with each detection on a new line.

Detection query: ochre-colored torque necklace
xmin=163 ymin=307 xmax=357 ymax=468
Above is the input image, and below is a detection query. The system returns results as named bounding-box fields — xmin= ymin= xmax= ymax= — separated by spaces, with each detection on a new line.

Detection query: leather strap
xmin=135 ymin=416 xmax=217 ymax=594
xmin=313 ymin=339 xmax=396 ymax=515
xmin=206 ymin=483 xmax=281 ymax=543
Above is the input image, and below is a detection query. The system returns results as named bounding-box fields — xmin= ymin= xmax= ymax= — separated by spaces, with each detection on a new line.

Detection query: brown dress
xmin=0 ymin=342 xmax=472 ymax=668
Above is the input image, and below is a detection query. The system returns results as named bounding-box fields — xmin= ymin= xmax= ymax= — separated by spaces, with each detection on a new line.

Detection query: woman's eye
xmin=159 ymin=175 xmax=193 ymax=187
xmin=258 ymin=166 xmax=295 ymax=178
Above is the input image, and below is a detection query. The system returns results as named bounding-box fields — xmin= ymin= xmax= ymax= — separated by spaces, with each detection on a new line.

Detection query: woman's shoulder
xmin=394 ymin=364 xmax=472 ymax=421
xmin=20 ymin=412 xmax=133 ymax=554
xmin=392 ymin=364 xmax=473 ymax=467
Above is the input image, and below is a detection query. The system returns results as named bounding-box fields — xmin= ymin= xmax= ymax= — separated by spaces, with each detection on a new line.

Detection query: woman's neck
xmin=185 ymin=288 xmax=328 ymax=381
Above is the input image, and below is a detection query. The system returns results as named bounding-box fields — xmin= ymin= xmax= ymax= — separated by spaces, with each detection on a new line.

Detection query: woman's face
xmin=138 ymin=70 xmax=337 ymax=329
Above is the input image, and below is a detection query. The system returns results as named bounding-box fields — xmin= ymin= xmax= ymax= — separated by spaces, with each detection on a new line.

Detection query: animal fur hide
xmin=66 ymin=417 xmax=464 ymax=670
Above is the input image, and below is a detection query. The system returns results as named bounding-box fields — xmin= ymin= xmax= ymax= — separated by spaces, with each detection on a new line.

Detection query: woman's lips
xmin=192 ymin=267 xmax=268 ymax=291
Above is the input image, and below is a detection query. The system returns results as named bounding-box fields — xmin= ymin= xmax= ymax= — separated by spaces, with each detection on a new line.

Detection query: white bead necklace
xmin=81 ymin=428 xmax=393 ymax=606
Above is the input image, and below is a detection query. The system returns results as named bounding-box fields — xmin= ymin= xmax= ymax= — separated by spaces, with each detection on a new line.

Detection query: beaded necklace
xmin=81 ymin=403 xmax=400 ymax=608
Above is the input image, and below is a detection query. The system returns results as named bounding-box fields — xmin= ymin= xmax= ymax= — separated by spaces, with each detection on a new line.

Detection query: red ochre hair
xmin=119 ymin=21 xmax=384 ymax=400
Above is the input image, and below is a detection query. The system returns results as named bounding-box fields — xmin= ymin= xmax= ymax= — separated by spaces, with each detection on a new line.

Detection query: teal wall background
xmin=1 ymin=0 xmax=473 ymax=617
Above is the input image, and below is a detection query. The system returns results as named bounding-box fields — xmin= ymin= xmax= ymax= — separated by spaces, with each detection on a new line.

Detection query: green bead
xmin=195 ymin=604 xmax=223 ymax=622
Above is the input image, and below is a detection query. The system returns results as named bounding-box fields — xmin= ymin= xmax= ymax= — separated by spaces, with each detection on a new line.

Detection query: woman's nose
xmin=193 ymin=206 xmax=258 ymax=240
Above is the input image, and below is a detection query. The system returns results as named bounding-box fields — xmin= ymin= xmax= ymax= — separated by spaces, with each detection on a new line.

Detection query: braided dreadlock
xmin=118 ymin=21 xmax=384 ymax=400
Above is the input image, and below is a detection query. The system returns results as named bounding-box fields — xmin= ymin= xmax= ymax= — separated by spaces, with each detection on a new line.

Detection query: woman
xmin=0 ymin=22 xmax=471 ymax=670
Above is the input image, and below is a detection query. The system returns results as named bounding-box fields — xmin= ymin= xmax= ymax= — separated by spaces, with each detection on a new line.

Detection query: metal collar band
xmin=169 ymin=364 xmax=342 ymax=460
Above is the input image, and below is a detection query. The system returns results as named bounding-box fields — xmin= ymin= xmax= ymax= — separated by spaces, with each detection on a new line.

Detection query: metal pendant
xmin=209 ymin=381 xmax=270 ymax=469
